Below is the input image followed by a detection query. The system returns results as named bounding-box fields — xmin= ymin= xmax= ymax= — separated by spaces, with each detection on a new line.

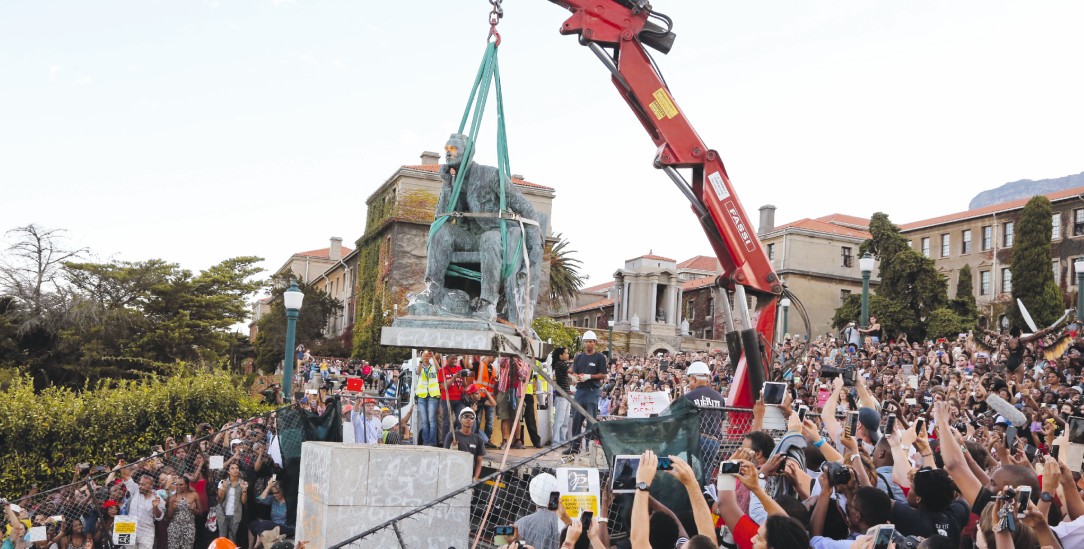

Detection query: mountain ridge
xmin=970 ymin=171 xmax=1084 ymax=209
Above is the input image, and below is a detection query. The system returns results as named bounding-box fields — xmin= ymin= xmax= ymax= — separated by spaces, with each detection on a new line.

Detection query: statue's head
xmin=444 ymin=133 xmax=469 ymax=168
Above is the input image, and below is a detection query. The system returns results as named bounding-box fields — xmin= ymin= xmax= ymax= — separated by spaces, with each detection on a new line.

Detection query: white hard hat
xmin=582 ymin=330 xmax=598 ymax=340
xmin=528 ymin=472 xmax=558 ymax=507
xmin=381 ymin=416 xmax=398 ymax=430
xmin=686 ymin=361 xmax=711 ymax=376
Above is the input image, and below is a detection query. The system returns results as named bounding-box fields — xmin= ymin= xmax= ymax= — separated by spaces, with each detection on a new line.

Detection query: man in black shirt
xmin=550 ymin=347 xmax=572 ymax=447
xmin=682 ymin=360 xmax=726 ymax=475
xmin=890 ymin=467 xmax=968 ymax=543
xmin=565 ymin=331 xmax=607 ymax=454
xmin=444 ymin=407 xmax=486 ymax=479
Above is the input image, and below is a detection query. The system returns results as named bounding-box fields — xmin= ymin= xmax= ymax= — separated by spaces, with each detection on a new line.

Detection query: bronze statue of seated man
xmin=414 ymin=133 xmax=542 ymax=324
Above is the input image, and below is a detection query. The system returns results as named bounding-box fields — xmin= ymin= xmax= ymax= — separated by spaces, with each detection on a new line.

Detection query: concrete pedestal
xmin=296 ymin=442 xmax=474 ymax=548
xmin=380 ymin=315 xmax=543 ymax=356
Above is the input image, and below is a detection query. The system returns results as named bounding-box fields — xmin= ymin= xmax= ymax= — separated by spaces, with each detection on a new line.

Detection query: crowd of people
xmin=12 ymin=313 xmax=1084 ymax=549
xmin=3 ymin=416 xmax=295 ymax=549
xmin=493 ymin=317 xmax=1084 ymax=549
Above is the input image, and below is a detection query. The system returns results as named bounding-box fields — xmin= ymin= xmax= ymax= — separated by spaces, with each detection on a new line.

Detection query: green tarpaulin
xmin=593 ymin=398 xmax=704 ymax=535
xmin=276 ymin=396 xmax=343 ymax=524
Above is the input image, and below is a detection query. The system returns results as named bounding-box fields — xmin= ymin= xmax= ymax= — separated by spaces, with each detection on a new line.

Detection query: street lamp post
xmin=779 ymin=297 xmax=791 ymax=342
xmin=1075 ymin=258 xmax=1084 ymax=322
xmin=859 ymin=252 xmax=874 ymax=329
xmin=282 ymin=281 xmax=305 ymax=403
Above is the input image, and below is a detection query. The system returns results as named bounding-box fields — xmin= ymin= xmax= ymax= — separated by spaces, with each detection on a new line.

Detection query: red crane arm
xmin=548 ymin=0 xmax=781 ymax=408
xmin=549 ymin=0 xmax=781 ymax=300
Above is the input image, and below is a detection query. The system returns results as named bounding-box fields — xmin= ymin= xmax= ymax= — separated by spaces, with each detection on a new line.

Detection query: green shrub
xmin=0 ymin=370 xmax=268 ymax=497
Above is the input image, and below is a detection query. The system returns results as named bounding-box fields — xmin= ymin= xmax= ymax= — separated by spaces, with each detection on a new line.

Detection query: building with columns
xmin=560 ymin=253 xmax=722 ymax=355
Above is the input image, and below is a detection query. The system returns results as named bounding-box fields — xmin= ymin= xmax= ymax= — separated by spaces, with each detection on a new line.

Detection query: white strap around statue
xmin=436 ymin=210 xmax=541 ymax=227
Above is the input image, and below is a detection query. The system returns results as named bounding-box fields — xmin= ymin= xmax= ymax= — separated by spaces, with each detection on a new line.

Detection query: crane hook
xmin=487 ymin=0 xmax=503 ymax=46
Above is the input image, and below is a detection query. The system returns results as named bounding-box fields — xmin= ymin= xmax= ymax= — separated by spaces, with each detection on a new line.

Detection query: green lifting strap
xmin=427 ymin=41 xmax=524 ymax=282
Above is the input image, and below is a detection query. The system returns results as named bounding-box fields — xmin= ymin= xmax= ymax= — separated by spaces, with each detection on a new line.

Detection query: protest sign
xmin=555 ymin=467 xmax=599 ymax=519
xmin=113 ymin=516 xmax=137 ymax=546
xmin=626 ymin=391 xmax=670 ymax=418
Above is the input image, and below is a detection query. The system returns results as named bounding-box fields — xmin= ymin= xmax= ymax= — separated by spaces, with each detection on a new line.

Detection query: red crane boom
xmin=548 ymin=0 xmax=783 ymax=408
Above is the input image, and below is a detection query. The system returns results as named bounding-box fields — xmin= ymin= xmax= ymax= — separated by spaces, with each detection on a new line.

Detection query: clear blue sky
xmin=3 ymin=0 xmax=1082 ymax=291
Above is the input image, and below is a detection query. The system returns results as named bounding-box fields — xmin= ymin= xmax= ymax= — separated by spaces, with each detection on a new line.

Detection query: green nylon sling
xmin=426 ymin=41 xmax=523 ymax=283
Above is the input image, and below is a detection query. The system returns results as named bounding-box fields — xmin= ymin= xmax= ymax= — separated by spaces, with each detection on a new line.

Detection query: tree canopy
xmin=1010 ymin=196 xmax=1063 ymax=328
xmin=835 ymin=212 xmax=968 ymax=340
xmin=0 ymin=224 xmax=265 ymax=389
xmin=950 ymin=264 xmax=978 ymax=324
xmin=545 ymin=233 xmax=586 ymax=309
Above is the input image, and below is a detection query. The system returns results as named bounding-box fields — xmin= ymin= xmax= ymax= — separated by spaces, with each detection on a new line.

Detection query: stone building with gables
xmin=900 ymin=185 xmax=1084 ymax=330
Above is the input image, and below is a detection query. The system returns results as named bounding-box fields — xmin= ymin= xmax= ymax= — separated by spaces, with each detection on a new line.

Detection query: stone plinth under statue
xmin=381 ymin=315 xmax=543 ymax=357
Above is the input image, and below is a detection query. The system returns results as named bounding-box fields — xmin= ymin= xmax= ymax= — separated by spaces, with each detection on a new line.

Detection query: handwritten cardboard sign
xmin=626 ymin=391 xmax=670 ymax=418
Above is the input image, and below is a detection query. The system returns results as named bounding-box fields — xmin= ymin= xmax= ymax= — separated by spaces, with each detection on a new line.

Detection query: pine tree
xmin=859 ymin=212 xmax=910 ymax=279
xmin=835 ymin=212 xmax=953 ymax=340
xmin=1010 ymin=196 xmax=1063 ymax=328
xmin=950 ymin=264 xmax=978 ymax=324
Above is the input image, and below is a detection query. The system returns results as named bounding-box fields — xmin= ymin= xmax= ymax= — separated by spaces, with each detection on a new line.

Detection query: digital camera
xmin=821 ymin=365 xmax=856 ymax=386
xmin=824 ymin=461 xmax=852 ymax=485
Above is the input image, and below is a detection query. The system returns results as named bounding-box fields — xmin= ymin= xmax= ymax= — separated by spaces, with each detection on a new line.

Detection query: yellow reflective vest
xmin=415 ymin=362 xmax=440 ymax=398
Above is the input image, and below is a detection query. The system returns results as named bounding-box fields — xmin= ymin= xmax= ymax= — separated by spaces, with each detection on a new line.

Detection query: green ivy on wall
xmin=352 ymin=188 xmax=436 ymax=364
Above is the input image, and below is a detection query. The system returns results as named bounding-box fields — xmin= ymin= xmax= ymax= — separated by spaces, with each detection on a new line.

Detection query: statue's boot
xmin=473 ymin=300 xmax=497 ymax=322
xmin=413 ymin=280 xmax=445 ymax=306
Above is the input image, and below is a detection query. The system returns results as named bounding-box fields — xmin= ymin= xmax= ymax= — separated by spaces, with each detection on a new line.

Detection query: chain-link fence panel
xmin=331 ymin=396 xmax=412 ymax=445
xmin=695 ymin=406 xmax=784 ymax=478
xmin=5 ymin=406 xmax=290 ymax=545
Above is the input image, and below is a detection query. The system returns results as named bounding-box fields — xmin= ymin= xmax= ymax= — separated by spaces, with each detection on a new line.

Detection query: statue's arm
xmin=435 ymin=167 xmax=455 ymax=214
xmin=504 ymin=184 xmax=538 ymax=220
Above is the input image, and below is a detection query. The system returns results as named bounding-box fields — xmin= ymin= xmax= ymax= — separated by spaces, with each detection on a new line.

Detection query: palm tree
xmin=545 ymin=233 xmax=585 ymax=309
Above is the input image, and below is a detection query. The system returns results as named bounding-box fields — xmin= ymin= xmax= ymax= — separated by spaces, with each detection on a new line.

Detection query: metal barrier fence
xmin=327 ymin=404 xmax=769 ymax=549
xmin=6 ymin=406 xmax=291 ymax=546
xmin=327 ymin=435 xmax=594 ymax=549
xmin=339 ymin=395 xmax=414 ymax=445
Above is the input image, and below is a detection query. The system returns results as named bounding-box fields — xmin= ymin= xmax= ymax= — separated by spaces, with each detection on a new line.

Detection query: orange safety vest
xmin=476 ymin=359 xmax=497 ymax=393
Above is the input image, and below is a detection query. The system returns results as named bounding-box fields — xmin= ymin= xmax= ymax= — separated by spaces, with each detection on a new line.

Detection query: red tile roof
xmin=900 ymin=185 xmax=1084 ymax=231
xmin=401 ymin=164 xmax=555 ymax=191
xmin=814 ymin=214 xmax=870 ymax=229
xmin=294 ymin=246 xmax=354 ymax=259
xmin=628 ymin=253 xmax=676 ymax=262
xmin=769 ymin=218 xmax=871 ymax=240
xmin=677 ymin=255 xmax=721 ymax=272
xmin=580 ymin=281 xmax=615 ymax=294
xmin=682 ymin=276 xmax=716 ymax=291
xmin=567 ymin=297 xmax=614 ymax=314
